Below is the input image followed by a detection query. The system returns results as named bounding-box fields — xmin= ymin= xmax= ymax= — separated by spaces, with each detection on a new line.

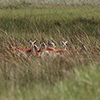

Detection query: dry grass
xmin=0 ymin=3 xmax=100 ymax=100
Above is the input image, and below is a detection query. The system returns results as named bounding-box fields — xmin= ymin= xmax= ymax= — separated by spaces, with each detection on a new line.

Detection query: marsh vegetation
xmin=0 ymin=1 xmax=100 ymax=100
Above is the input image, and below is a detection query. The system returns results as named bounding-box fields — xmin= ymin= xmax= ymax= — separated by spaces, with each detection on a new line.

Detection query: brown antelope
xmin=29 ymin=41 xmax=47 ymax=57
xmin=72 ymin=44 xmax=88 ymax=54
xmin=32 ymin=42 xmax=57 ymax=57
xmin=41 ymin=42 xmax=69 ymax=56
xmin=12 ymin=40 xmax=37 ymax=58
xmin=29 ymin=40 xmax=88 ymax=58
xmin=60 ymin=38 xmax=88 ymax=54
xmin=40 ymin=42 xmax=73 ymax=56
xmin=29 ymin=40 xmax=69 ymax=57
xmin=56 ymin=44 xmax=88 ymax=55
xmin=60 ymin=39 xmax=69 ymax=50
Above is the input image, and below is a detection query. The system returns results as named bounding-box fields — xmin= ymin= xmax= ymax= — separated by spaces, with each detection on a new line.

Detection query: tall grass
xmin=0 ymin=3 xmax=100 ymax=100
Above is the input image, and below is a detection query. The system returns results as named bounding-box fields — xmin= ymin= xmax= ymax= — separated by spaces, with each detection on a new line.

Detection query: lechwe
xmin=42 ymin=41 xmax=88 ymax=56
xmin=60 ymin=39 xmax=87 ymax=54
xmin=39 ymin=41 xmax=70 ymax=56
xmin=72 ymin=44 xmax=88 ymax=54
xmin=35 ymin=41 xmax=57 ymax=57
xmin=30 ymin=40 xmax=68 ymax=56
xmin=29 ymin=41 xmax=47 ymax=57
xmin=57 ymin=43 xmax=87 ymax=55
xmin=12 ymin=40 xmax=37 ymax=58
xmin=40 ymin=42 xmax=69 ymax=57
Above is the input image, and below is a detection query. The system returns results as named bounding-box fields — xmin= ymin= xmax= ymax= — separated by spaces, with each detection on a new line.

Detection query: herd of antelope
xmin=12 ymin=39 xmax=100 ymax=58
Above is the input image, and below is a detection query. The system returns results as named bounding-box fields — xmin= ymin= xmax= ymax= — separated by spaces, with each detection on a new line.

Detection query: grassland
xmin=0 ymin=2 xmax=100 ymax=100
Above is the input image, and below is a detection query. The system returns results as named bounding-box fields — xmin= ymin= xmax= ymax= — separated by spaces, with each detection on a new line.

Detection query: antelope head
xmin=48 ymin=40 xmax=56 ymax=49
xmin=40 ymin=41 xmax=47 ymax=49
xmin=29 ymin=40 xmax=39 ymax=50
xmin=60 ymin=39 xmax=68 ymax=50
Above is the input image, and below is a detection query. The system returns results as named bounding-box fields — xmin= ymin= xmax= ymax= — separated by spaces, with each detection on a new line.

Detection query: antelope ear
xmin=60 ymin=41 xmax=64 ymax=45
xmin=29 ymin=40 xmax=32 ymax=44
xmin=34 ymin=40 xmax=37 ymax=44
xmin=65 ymin=40 xmax=69 ymax=45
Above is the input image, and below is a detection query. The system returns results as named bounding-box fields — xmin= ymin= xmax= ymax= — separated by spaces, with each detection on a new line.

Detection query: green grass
xmin=0 ymin=64 xmax=100 ymax=100
xmin=0 ymin=3 xmax=100 ymax=100
xmin=0 ymin=5 xmax=100 ymax=33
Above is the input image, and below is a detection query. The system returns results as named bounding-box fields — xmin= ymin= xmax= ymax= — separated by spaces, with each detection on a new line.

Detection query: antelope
xmin=65 ymin=44 xmax=87 ymax=54
xmin=48 ymin=40 xmax=56 ymax=49
xmin=12 ymin=40 xmax=37 ymax=58
xmin=29 ymin=41 xmax=47 ymax=57
xmin=40 ymin=42 xmax=71 ymax=56
xmin=57 ymin=44 xmax=88 ymax=55
xmin=73 ymin=44 xmax=88 ymax=54
xmin=41 ymin=42 xmax=69 ymax=56
xmin=33 ymin=42 xmax=58 ymax=57
xmin=29 ymin=40 xmax=68 ymax=57
xmin=60 ymin=39 xmax=69 ymax=50
xmin=60 ymin=38 xmax=88 ymax=54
